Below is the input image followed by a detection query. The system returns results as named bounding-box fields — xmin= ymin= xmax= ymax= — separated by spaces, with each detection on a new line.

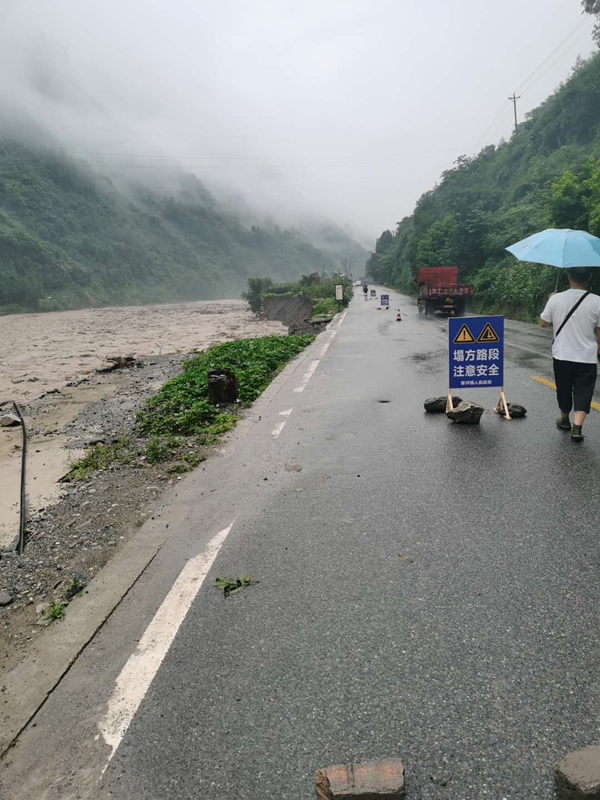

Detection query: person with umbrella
xmin=507 ymin=229 xmax=600 ymax=442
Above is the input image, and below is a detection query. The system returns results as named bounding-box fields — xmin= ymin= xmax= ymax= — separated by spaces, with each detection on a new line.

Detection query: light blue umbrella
xmin=506 ymin=228 xmax=600 ymax=268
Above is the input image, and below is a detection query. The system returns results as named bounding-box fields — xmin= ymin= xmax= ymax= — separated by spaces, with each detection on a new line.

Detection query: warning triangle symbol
xmin=477 ymin=322 xmax=500 ymax=343
xmin=453 ymin=323 xmax=475 ymax=344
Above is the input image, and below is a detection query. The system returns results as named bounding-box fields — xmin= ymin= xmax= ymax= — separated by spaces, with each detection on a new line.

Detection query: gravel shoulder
xmin=0 ymin=355 xmax=202 ymax=675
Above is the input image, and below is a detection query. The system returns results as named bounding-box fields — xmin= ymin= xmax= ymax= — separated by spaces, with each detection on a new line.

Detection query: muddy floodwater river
xmin=0 ymin=299 xmax=284 ymax=404
xmin=0 ymin=299 xmax=285 ymax=547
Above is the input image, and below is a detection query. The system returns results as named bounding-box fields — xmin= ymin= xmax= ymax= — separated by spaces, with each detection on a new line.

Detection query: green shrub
xmin=138 ymin=334 xmax=314 ymax=436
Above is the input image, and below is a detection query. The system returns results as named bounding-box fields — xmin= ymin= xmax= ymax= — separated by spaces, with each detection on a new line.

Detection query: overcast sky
xmin=1 ymin=0 xmax=597 ymax=246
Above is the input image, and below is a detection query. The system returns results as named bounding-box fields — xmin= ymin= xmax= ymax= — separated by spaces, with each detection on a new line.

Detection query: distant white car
xmin=353 ymin=280 xmax=361 ymax=286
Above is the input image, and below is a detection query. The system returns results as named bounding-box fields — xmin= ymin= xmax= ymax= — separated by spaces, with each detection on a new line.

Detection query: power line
xmin=472 ymin=18 xmax=593 ymax=152
xmin=513 ymin=16 xmax=589 ymax=94
xmin=520 ymin=26 xmax=593 ymax=94
xmin=473 ymin=101 xmax=513 ymax=152
xmin=486 ymin=109 xmax=514 ymax=144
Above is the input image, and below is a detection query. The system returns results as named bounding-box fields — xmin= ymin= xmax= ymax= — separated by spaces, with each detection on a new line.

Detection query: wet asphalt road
xmin=3 ymin=288 xmax=600 ymax=800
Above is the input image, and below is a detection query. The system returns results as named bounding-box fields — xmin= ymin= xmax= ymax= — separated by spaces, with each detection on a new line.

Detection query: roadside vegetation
xmin=66 ymin=334 xmax=313 ymax=483
xmin=366 ymin=49 xmax=600 ymax=320
xmin=44 ymin=601 xmax=66 ymax=621
xmin=243 ymin=273 xmax=353 ymax=317
xmin=66 ymin=436 xmax=133 ymax=481
xmin=138 ymin=334 xmax=313 ymax=435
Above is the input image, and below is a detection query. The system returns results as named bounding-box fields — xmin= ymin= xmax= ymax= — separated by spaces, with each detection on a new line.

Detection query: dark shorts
xmin=553 ymin=359 xmax=598 ymax=413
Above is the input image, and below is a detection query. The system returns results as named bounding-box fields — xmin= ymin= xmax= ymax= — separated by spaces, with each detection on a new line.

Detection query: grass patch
xmin=143 ymin=435 xmax=182 ymax=464
xmin=66 ymin=436 xmax=133 ymax=481
xmin=63 ymin=577 xmax=86 ymax=599
xmin=166 ymin=453 xmax=207 ymax=474
xmin=138 ymin=334 xmax=314 ymax=436
xmin=44 ymin=601 xmax=66 ymax=620
xmin=196 ymin=416 xmax=236 ymax=445
xmin=313 ymin=297 xmax=339 ymax=316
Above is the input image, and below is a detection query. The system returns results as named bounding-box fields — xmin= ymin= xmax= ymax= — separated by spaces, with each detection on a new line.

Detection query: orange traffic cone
xmin=396 ymin=309 xmax=402 ymax=321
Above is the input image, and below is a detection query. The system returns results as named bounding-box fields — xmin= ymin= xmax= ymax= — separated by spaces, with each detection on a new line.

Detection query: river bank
xmin=0 ymin=299 xmax=284 ymax=548
xmin=0 ymin=299 xmax=287 ymax=672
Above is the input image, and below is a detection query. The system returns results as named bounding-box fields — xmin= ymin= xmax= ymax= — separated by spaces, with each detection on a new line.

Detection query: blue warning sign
xmin=448 ymin=316 xmax=504 ymax=389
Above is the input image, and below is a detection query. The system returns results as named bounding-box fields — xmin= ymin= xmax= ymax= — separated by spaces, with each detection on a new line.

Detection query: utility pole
xmin=508 ymin=93 xmax=521 ymax=135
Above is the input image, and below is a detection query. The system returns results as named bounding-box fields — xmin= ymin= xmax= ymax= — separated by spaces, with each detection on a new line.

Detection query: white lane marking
xmin=271 ymin=420 xmax=286 ymax=438
xmin=98 ymin=522 xmax=234 ymax=767
xmin=279 ymin=408 xmax=293 ymax=416
xmin=291 ymin=306 xmax=346 ymax=394
xmin=293 ymin=359 xmax=320 ymax=393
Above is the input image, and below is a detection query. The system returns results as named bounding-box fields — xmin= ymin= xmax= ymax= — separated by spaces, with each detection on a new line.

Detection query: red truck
xmin=417 ymin=266 xmax=473 ymax=317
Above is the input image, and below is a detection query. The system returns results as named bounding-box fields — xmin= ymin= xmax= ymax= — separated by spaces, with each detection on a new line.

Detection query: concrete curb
xmin=0 ymin=326 xmax=332 ymax=757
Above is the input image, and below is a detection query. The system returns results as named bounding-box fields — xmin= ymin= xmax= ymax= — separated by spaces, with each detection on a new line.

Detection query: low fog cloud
xmin=1 ymin=0 xmax=596 ymax=244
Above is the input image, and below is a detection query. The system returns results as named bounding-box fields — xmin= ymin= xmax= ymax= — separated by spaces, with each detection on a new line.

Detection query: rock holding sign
xmin=506 ymin=402 xmax=527 ymax=417
xmin=446 ymin=400 xmax=484 ymax=424
xmin=424 ymin=396 xmax=462 ymax=413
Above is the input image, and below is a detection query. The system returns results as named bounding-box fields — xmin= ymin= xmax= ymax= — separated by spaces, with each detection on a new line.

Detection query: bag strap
xmin=554 ymin=291 xmax=591 ymax=340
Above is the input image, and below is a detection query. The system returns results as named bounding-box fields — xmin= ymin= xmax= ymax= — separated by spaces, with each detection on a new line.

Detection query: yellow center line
xmin=530 ymin=376 xmax=600 ymax=412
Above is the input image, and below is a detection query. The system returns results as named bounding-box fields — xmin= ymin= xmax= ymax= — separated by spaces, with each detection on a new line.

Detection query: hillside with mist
xmin=366 ymin=51 xmax=600 ymax=320
xmin=0 ymin=137 xmax=367 ymax=314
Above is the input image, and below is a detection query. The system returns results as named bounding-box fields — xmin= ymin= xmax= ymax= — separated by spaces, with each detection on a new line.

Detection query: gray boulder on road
xmin=424 ymin=396 xmax=462 ymax=413
xmin=506 ymin=402 xmax=527 ymax=418
xmin=446 ymin=400 xmax=484 ymax=424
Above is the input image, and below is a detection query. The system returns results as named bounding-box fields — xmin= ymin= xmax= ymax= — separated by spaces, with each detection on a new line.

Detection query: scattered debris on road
xmin=215 ymin=575 xmax=255 ymax=598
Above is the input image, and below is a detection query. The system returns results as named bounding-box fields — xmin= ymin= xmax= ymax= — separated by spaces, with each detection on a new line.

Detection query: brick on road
xmin=315 ymin=759 xmax=405 ymax=799
xmin=555 ymin=746 xmax=600 ymax=799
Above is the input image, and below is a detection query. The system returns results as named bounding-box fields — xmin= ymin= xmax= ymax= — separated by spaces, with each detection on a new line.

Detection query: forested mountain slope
xmin=0 ymin=138 xmax=342 ymax=313
xmin=367 ymin=52 xmax=600 ymax=319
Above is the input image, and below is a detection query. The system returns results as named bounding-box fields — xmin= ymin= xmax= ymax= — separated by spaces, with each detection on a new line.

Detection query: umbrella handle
xmin=555 ymin=270 xmax=561 ymax=291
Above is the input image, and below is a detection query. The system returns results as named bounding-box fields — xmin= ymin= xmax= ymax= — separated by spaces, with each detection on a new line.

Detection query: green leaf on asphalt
xmin=215 ymin=575 xmax=254 ymax=597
